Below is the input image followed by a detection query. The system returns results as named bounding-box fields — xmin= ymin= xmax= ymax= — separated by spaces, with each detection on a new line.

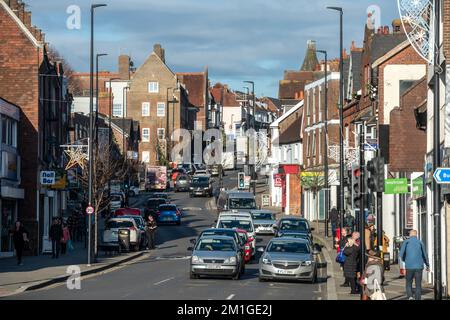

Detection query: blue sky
xmin=26 ymin=0 xmax=399 ymax=97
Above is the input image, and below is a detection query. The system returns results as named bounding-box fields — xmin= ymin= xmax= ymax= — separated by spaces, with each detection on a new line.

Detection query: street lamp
xmin=244 ymin=81 xmax=256 ymax=195
xmin=317 ymin=49 xmax=329 ymax=238
xmin=88 ymin=3 xmax=107 ymax=266
xmin=95 ymin=53 xmax=108 ymax=142
xmin=326 ymin=6 xmax=345 ymax=235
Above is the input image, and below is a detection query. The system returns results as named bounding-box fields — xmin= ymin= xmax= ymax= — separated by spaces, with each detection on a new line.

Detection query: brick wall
xmin=443 ymin=0 xmax=450 ymax=60
xmin=389 ymin=77 xmax=427 ymax=172
xmin=0 ymin=3 xmax=42 ymax=228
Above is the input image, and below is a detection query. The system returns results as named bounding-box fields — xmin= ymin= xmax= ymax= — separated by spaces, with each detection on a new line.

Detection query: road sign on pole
xmin=433 ymin=168 xmax=450 ymax=184
xmin=86 ymin=205 xmax=94 ymax=215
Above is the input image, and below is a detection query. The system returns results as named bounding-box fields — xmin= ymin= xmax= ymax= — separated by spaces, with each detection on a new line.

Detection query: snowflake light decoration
xmin=397 ymin=0 xmax=434 ymax=64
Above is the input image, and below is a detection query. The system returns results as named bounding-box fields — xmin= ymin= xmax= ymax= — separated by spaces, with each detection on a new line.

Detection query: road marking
xmin=154 ymin=277 xmax=175 ymax=286
xmin=226 ymin=294 xmax=235 ymax=300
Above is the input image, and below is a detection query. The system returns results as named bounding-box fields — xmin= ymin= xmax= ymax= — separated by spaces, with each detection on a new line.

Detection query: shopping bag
xmin=370 ymin=279 xmax=387 ymax=300
xmin=67 ymin=239 xmax=75 ymax=252
xmin=335 ymin=248 xmax=346 ymax=264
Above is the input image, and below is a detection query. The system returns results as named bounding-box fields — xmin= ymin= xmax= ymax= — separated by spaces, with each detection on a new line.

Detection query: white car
xmin=219 ymin=211 xmax=253 ymax=220
xmin=216 ymin=215 xmax=256 ymax=255
xmin=110 ymin=193 xmax=124 ymax=212
xmin=128 ymin=186 xmax=140 ymax=197
xmin=103 ymin=218 xmax=141 ymax=251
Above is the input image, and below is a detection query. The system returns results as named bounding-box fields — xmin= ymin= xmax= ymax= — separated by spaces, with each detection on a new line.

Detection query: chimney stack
xmin=383 ymin=26 xmax=389 ymax=35
xmin=118 ymin=55 xmax=131 ymax=80
xmin=153 ymin=43 xmax=165 ymax=63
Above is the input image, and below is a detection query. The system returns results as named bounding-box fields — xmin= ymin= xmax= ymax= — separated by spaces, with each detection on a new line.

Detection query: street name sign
xmin=433 ymin=168 xmax=450 ymax=184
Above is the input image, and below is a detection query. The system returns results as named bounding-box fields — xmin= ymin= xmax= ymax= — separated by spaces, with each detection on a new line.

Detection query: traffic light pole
xmin=376 ymin=191 xmax=383 ymax=252
xmin=359 ymin=123 xmax=366 ymax=300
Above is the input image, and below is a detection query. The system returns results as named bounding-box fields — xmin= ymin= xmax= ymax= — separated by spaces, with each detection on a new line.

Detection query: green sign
xmin=412 ymin=177 xmax=424 ymax=198
xmin=385 ymin=178 xmax=408 ymax=194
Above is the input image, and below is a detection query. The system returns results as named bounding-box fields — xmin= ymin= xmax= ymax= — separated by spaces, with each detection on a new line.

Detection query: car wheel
xmin=232 ymin=270 xmax=241 ymax=280
xmin=258 ymin=277 xmax=266 ymax=282
xmin=240 ymin=263 xmax=245 ymax=275
xmin=190 ymin=272 xmax=198 ymax=279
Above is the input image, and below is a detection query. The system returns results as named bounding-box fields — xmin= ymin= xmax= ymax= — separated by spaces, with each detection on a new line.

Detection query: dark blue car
xmin=156 ymin=204 xmax=181 ymax=225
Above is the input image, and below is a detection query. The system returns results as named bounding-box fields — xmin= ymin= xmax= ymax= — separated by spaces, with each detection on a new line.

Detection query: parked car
xmin=216 ymin=190 xmax=257 ymax=213
xmin=191 ymin=228 xmax=246 ymax=251
xmin=189 ymin=235 xmax=245 ymax=280
xmin=216 ymin=215 xmax=256 ymax=255
xmin=110 ymin=193 xmax=124 ymax=212
xmin=235 ymin=228 xmax=253 ymax=263
xmin=121 ymin=215 xmax=146 ymax=249
xmin=102 ymin=217 xmax=142 ymax=251
xmin=258 ymin=237 xmax=320 ymax=283
xmin=275 ymin=217 xmax=314 ymax=241
xmin=128 ymin=186 xmax=140 ymax=197
xmin=250 ymin=210 xmax=277 ymax=235
xmin=189 ymin=174 xmax=213 ymax=197
xmin=144 ymin=198 xmax=168 ymax=219
xmin=175 ymin=174 xmax=190 ymax=192
xmin=156 ymin=204 xmax=182 ymax=225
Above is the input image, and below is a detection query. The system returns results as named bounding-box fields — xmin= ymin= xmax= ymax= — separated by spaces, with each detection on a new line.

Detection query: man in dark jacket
xmin=145 ymin=216 xmax=157 ymax=249
xmin=343 ymin=231 xmax=361 ymax=294
xmin=328 ymin=206 xmax=340 ymax=239
xmin=399 ymin=230 xmax=430 ymax=300
xmin=49 ymin=218 xmax=63 ymax=258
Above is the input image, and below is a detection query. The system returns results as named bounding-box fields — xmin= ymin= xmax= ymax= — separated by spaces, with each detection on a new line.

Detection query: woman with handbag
xmin=343 ymin=232 xmax=361 ymax=294
xmin=11 ymin=221 xmax=29 ymax=266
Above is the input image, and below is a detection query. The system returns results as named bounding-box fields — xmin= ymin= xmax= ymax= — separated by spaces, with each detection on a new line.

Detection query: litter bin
xmin=118 ymin=228 xmax=130 ymax=252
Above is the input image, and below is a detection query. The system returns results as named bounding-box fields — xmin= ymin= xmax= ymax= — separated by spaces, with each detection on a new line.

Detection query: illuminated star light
xmin=65 ymin=148 xmax=88 ymax=170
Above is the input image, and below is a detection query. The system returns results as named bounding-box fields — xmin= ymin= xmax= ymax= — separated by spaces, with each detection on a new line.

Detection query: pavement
xmin=3 ymin=170 xmax=328 ymax=300
xmin=0 ymin=195 xmax=149 ymax=298
xmin=311 ymin=221 xmax=435 ymax=300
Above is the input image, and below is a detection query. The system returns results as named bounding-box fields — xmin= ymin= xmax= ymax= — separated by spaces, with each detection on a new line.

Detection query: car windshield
xmin=159 ymin=205 xmax=176 ymax=211
xmin=279 ymin=220 xmax=308 ymax=232
xmin=229 ymin=198 xmax=256 ymax=209
xmin=267 ymin=241 xmax=310 ymax=254
xmin=202 ymin=230 xmax=236 ymax=241
xmin=252 ymin=213 xmax=274 ymax=220
xmin=111 ymin=195 xmax=122 ymax=202
xmin=192 ymin=177 xmax=209 ymax=186
xmin=196 ymin=238 xmax=236 ymax=252
xmin=107 ymin=220 xmax=134 ymax=229
xmin=195 ymin=164 xmax=206 ymax=170
xmin=177 ymin=176 xmax=188 ymax=182
xmin=219 ymin=220 xmax=253 ymax=232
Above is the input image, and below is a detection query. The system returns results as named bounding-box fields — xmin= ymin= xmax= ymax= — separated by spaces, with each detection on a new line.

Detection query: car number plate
xmin=276 ymin=269 xmax=294 ymax=275
xmin=206 ymin=264 xmax=219 ymax=269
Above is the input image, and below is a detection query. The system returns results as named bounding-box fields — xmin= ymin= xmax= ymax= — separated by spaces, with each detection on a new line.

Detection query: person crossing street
xmin=145 ymin=215 xmax=157 ymax=250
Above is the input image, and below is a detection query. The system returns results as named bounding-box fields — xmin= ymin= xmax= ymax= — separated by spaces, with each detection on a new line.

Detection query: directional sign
xmin=86 ymin=206 xmax=95 ymax=215
xmin=433 ymin=168 xmax=450 ymax=184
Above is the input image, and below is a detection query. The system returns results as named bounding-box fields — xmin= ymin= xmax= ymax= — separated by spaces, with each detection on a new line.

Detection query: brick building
xmin=0 ymin=0 xmax=72 ymax=254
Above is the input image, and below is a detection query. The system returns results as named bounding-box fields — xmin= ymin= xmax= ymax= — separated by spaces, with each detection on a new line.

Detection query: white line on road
xmin=226 ymin=294 xmax=235 ymax=300
xmin=154 ymin=277 xmax=175 ymax=286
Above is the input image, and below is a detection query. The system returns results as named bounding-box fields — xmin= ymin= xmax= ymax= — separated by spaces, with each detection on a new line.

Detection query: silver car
xmin=250 ymin=210 xmax=276 ymax=235
xmin=189 ymin=235 xmax=245 ymax=280
xmin=258 ymin=237 xmax=320 ymax=283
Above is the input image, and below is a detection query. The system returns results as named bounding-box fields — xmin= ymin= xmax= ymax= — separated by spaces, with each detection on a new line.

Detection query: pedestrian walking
xmin=61 ymin=222 xmax=70 ymax=255
xmin=145 ymin=215 xmax=157 ymax=249
xmin=335 ymin=227 xmax=351 ymax=287
xmin=11 ymin=221 xmax=29 ymax=265
xmin=361 ymin=250 xmax=385 ymax=299
xmin=328 ymin=206 xmax=340 ymax=239
xmin=399 ymin=230 xmax=430 ymax=300
xmin=343 ymin=231 xmax=361 ymax=294
xmin=49 ymin=218 xmax=63 ymax=258
xmin=343 ymin=211 xmax=355 ymax=233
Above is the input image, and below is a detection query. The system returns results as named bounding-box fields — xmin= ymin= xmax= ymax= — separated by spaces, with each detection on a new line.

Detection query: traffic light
xmin=238 ymin=172 xmax=245 ymax=189
xmin=352 ymin=167 xmax=361 ymax=210
xmin=367 ymin=157 xmax=385 ymax=192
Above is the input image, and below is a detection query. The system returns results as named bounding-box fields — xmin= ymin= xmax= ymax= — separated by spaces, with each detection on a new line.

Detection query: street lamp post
xmin=327 ymin=6 xmax=345 ymax=233
xmin=95 ymin=53 xmax=108 ymax=141
xmin=244 ymin=81 xmax=256 ymax=195
xmin=88 ymin=3 xmax=106 ymax=266
xmin=317 ymin=49 xmax=329 ymax=238
xmin=432 ymin=0 xmax=442 ymax=300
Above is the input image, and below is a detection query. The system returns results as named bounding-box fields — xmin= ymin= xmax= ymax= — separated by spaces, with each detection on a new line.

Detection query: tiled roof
xmin=111 ymin=118 xmax=134 ymax=134
xmin=210 ymin=83 xmax=240 ymax=107
xmin=177 ymin=72 xmax=206 ymax=108
xmin=279 ymin=113 xmax=302 ymax=144
xmin=351 ymin=51 xmax=363 ymax=92
xmin=370 ymin=33 xmax=407 ymax=64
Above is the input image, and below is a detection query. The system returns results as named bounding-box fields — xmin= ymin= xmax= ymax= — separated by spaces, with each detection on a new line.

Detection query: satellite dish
xmin=397 ymin=0 xmax=434 ymax=64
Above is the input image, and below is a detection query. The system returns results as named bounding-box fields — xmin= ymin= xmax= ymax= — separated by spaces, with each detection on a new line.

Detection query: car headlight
xmin=301 ymin=261 xmax=312 ymax=266
xmin=189 ymin=187 xmax=194 ymax=190
xmin=224 ymin=256 xmax=237 ymax=264
xmin=204 ymin=187 xmax=209 ymax=190
xmin=262 ymin=255 xmax=272 ymax=265
xmin=191 ymin=256 xmax=202 ymax=263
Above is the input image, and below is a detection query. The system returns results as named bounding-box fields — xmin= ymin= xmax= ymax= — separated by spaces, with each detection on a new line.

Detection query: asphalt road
xmin=8 ymin=171 xmax=328 ymax=300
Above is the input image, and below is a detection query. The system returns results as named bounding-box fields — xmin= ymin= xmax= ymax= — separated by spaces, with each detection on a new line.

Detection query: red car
xmin=235 ymin=228 xmax=252 ymax=263
xmin=114 ymin=208 xmax=141 ymax=217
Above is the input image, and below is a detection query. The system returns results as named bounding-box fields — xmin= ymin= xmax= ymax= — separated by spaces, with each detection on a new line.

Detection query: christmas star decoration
xmin=65 ymin=148 xmax=88 ymax=170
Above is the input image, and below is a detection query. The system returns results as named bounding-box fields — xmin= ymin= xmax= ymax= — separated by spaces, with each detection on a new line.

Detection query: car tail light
xmin=176 ymin=210 xmax=181 ymax=216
